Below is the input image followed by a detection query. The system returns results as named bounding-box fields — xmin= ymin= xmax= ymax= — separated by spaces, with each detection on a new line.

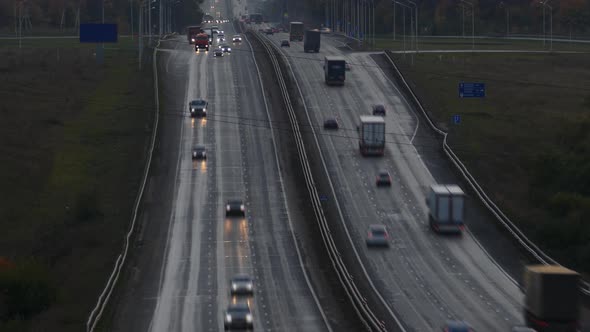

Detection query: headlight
xmin=228 ymin=48 xmax=231 ymax=51
xmin=191 ymin=38 xmax=195 ymax=42
xmin=245 ymin=314 xmax=252 ymax=323
xmin=191 ymin=109 xmax=195 ymax=112
xmin=225 ymin=314 xmax=232 ymax=322
xmin=240 ymin=204 xmax=244 ymax=211
xmin=226 ymin=205 xmax=230 ymax=211
xmin=231 ymin=283 xmax=237 ymax=290
xmin=246 ymin=283 xmax=252 ymax=290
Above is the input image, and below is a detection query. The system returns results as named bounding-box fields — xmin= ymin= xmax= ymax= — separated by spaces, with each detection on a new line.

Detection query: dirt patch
xmin=0 ymin=46 xmax=154 ymax=331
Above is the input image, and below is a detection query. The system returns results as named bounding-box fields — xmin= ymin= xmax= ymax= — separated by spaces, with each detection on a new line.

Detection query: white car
xmin=232 ymin=35 xmax=242 ymax=42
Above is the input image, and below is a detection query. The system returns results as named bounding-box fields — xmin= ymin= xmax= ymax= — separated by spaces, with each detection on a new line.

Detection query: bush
xmin=0 ymin=259 xmax=56 ymax=321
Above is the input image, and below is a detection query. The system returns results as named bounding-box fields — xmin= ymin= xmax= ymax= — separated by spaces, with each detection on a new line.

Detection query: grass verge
xmin=0 ymin=43 xmax=153 ymax=331
xmin=390 ymin=51 xmax=590 ymax=274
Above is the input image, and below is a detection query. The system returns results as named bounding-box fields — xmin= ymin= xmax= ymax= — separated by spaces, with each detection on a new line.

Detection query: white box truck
xmin=358 ymin=115 xmax=385 ymax=156
xmin=426 ymin=184 xmax=465 ymax=234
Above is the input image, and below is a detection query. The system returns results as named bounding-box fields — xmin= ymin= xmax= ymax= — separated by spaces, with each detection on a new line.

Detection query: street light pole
xmin=407 ymin=0 xmax=417 ymax=52
xmin=547 ymin=3 xmax=552 ymax=51
xmin=461 ymin=0 xmax=474 ymax=50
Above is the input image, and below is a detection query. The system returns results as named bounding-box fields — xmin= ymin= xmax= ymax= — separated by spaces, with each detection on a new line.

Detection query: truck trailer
xmin=303 ymin=29 xmax=320 ymax=52
xmin=289 ymin=22 xmax=304 ymax=41
xmin=324 ymin=56 xmax=346 ymax=85
xmin=358 ymin=116 xmax=385 ymax=156
xmin=426 ymin=184 xmax=465 ymax=234
xmin=524 ymin=265 xmax=580 ymax=332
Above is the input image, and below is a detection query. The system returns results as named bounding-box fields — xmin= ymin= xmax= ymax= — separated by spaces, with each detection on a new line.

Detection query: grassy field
xmin=0 ymin=39 xmax=154 ymax=331
xmin=391 ymin=51 xmax=590 ymax=273
xmin=374 ymin=35 xmax=590 ymax=52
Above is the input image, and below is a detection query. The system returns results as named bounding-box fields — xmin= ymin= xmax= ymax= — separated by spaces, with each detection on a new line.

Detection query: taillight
xmin=367 ymin=232 xmax=372 ymax=238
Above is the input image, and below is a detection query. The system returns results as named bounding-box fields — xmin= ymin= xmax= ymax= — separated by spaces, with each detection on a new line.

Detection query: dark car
xmin=213 ymin=48 xmax=224 ymax=57
xmin=265 ymin=28 xmax=273 ymax=35
xmin=232 ymin=35 xmax=242 ymax=42
xmin=230 ymin=274 xmax=254 ymax=295
xmin=280 ymin=39 xmax=290 ymax=47
xmin=220 ymin=44 xmax=232 ymax=53
xmin=189 ymin=99 xmax=207 ymax=117
xmin=323 ymin=118 xmax=339 ymax=129
xmin=224 ymin=302 xmax=253 ymax=330
xmin=366 ymin=224 xmax=389 ymax=247
xmin=442 ymin=320 xmax=474 ymax=332
xmin=372 ymin=104 xmax=386 ymax=116
xmin=376 ymin=170 xmax=392 ymax=186
xmin=226 ymin=199 xmax=245 ymax=217
xmin=192 ymin=145 xmax=206 ymax=160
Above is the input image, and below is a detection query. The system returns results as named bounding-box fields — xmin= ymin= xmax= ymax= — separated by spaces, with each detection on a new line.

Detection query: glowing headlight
xmin=191 ymin=109 xmax=195 ymax=112
xmin=246 ymin=283 xmax=252 ymax=290
xmin=225 ymin=314 xmax=232 ymax=322
xmin=226 ymin=205 xmax=230 ymax=211
xmin=228 ymin=48 xmax=231 ymax=51
xmin=245 ymin=314 xmax=252 ymax=323
xmin=191 ymin=38 xmax=195 ymax=42
xmin=240 ymin=204 xmax=244 ymax=211
xmin=231 ymin=283 xmax=237 ymax=290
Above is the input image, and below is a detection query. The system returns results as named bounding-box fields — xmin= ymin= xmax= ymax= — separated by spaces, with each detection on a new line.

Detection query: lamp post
xmin=406 ymin=0 xmax=417 ymax=52
xmin=460 ymin=0 xmax=474 ymax=50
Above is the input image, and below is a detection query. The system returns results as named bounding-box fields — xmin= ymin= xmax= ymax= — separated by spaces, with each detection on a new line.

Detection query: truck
xmin=358 ymin=116 xmax=385 ymax=156
xmin=289 ymin=22 xmax=304 ymax=41
xmin=524 ymin=265 xmax=580 ymax=332
xmin=426 ymin=184 xmax=465 ymax=234
xmin=324 ymin=56 xmax=346 ymax=85
xmin=303 ymin=29 xmax=320 ymax=52
xmin=187 ymin=25 xmax=202 ymax=44
xmin=194 ymin=33 xmax=209 ymax=52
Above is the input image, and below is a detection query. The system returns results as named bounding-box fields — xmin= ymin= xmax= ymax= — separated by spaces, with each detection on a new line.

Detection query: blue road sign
xmin=319 ymin=194 xmax=328 ymax=202
xmin=453 ymin=114 xmax=461 ymax=124
xmin=459 ymin=82 xmax=485 ymax=98
xmin=80 ymin=24 xmax=118 ymax=43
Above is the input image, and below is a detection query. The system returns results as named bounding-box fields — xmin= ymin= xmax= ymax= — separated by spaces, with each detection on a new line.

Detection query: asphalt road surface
xmin=259 ymin=30 xmax=525 ymax=331
xmin=110 ymin=4 xmax=331 ymax=332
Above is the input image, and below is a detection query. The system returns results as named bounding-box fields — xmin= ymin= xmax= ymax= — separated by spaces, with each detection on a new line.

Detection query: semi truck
xmin=187 ymin=25 xmax=202 ymax=44
xmin=194 ymin=33 xmax=209 ymax=52
xmin=324 ymin=56 xmax=346 ymax=85
xmin=426 ymin=184 xmax=465 ymax=234
xmin=358 ymin=116 xmax=385 ymax=156
xmin=289 ymin=22 xmax=304 ymax=41
xmin=524 ymin=265 xmax=580 ymax=332
xmin=303 ymin=29 xmax=321 ymax=52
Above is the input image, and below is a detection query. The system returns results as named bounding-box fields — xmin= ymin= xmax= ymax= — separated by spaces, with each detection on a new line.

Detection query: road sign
xmin=319 ymin=194 xmax=328 ymax=202
xmin=459 ymin=82 xmax=485 ymax=98
xmin=80 ymin=24 xmax=118 ymax=43
xmin=453 ymin=114 xmax=461 ymax=124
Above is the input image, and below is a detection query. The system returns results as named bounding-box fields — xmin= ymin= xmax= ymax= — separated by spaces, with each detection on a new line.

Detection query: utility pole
xmin=460 ymin=0 xmax=474 ymax=50
xmin=393 ymin=0 xmax=396 ymax=40
xmin=130 ymin=0 xmax=134 ymax=40
xmin=407 ymin=0 xmax=417 ymax=52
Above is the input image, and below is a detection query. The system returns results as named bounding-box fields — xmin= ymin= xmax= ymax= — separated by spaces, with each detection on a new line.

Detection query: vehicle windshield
xmin=372 ymin=229 xmax=386 ymax=236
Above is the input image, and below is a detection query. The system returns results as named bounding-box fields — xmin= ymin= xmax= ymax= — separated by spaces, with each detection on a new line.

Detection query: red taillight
xmin=368 ymin=232 xmax=372 ymax=238
xmin=459 ymin=225 xmax=465 ymax=231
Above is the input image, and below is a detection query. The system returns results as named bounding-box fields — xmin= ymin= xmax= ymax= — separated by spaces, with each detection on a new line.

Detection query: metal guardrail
xmin=249 ymin=30 xmax=389 ymax=332
xmin=382 ymin=50 xmax=590 ymax=296
xmin=86 ymin=37 xmax=164 ymax=332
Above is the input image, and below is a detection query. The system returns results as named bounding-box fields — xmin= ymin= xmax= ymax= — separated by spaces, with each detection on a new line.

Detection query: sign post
xmin=459 ymin=82 xmax=486 ymax=98
xmin=80 ymin=23 xmax=118 ymax=65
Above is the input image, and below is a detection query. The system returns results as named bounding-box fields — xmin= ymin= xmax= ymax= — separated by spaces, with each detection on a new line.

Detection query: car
xmin=366 ymin=224 xmax=389 ymax=247
xmin=220 ymin=44 xmax=231 ymax=53
xmin=217 ymin=35 xmax=226 ymax=43
xmin=213 ymin=48 xmax=224 ymax=57
xmin=189 ymin=99 xmax=207 ymax=117
xmin=232 ymin=35 xmax=242 ymax=42
xmin=224 ymin=302 xmax=253 ymax=330
xmin=442 ymin=321 xmax=474 ymax=332
xmin=280 ymin=39 xmax=290 ymax=47
xmin=218 ymin=30 xmax=225 ymax=34
xmin=258 ymin=28 xmax=265 ymax=32
xmin=320 ymin=27 xmax=331 ymax=34
xmin=376 ymin=170 xmax=392 ymax=186
xmin=323 ymin=118 xmax=339 ymax=129
xmin=230 ymin=274 xmax=254 ymax=295
xmin=192 ymin=145 xmax=206 ymax=160
xmin=226 ymin=199 xmax=245 ymax=217
xmin=372 ymin=104 xmax=386 ymax=116
xmin=265 ymin=28 xmax=273 ymax=35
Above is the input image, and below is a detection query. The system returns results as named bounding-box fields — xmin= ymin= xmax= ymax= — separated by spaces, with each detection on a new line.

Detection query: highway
xmin=109 ymin=0 xmax=332 ymax=330
xmin=259 ymin=29 xmax=525 ymax=331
